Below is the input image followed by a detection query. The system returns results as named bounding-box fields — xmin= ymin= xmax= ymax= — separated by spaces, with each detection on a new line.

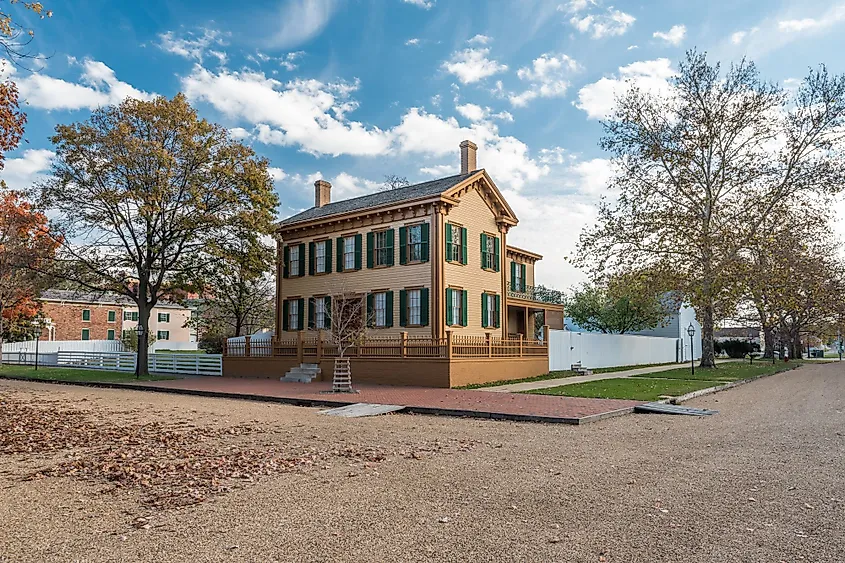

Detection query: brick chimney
xmin=460 ymin=140 xmax=477 ymax=175
xmin=314 ymin=180 xmax=331 ymax=208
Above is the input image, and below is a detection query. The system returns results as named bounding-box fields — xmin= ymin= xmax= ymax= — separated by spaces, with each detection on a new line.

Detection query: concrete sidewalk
xmin=479 ymin=360 xmax=737 ymax=393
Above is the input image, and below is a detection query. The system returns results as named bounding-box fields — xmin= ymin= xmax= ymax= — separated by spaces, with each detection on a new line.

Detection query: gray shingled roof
xmin=278 ymin=171 xmax=477 ymax=228
xmin=40 ymin=289 xmax=189 ymax=310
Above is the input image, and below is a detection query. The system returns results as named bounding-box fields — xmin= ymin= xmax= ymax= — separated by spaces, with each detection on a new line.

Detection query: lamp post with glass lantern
xmin=687 ymin=323 xmax=696 ymax=376
xmin=33 ymin=323 xmax=43 ymax=371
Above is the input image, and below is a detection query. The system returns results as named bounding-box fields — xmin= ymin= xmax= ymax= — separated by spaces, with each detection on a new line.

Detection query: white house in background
xmin=121 ymin=302 xmax=196 ymax=351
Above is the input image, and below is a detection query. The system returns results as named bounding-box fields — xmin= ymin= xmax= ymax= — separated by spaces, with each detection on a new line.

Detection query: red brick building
xmin=39 ymin=290 xmax=125 ymax=341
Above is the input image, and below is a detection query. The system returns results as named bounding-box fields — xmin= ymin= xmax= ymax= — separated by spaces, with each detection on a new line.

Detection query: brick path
xmin=136 ymin=378 xmax=642 ymax=424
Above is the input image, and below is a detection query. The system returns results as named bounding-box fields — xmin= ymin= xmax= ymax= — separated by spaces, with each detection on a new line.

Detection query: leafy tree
xmin=0 ymin=191 xmax=57 ymax=364
xmin=34 ymin=94 xmax=279 ymax=376
xmin=381 ymin=174 xmax=410 ymax=191
xmin=120 ymin=326 xmax=157 ymax=353
xmin=566 ymin=273 xmax=670 ymax=334
xmin=577 ymin=51 xmax=845 ymax=367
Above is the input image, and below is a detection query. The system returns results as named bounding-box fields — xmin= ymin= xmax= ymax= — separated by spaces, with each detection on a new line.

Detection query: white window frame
xmin=484 ymin=235 xmax=496 ymax=270
xmin=158 ymin=312 xmax=170 ymax=323
xmin=449 ymin=225 xmax=462 ymax=263
xmin=344 ymin=237 xmax=355 ymax=270
xmin=451 ymin=288 xmax=462 ymax=326
xmin=514 ymin=262 xmax=523 ymax=291
xmin=374 ymin=231 xmax=389 ymax=266
xmin=315 ymin=297 xmax=327 ymax=329
xmin=157 ymin=330 xmax=170 ymax=341
xmin=107 ymin=329 xmax=116 ymax=341
xmin=289 ymin=245 xmax=300 ymax=277
xmin=486 ymin=293 xmax=498 ymax=328
xmin=81 ymin=328 xmax=90 ymax=340
xmin=315 ymin=241 xmax=327 ymax=274
xmin=408 ymin=225 xmax=423 ymax=262
xmin=374 ymin=292 xmax=387 ymax=328
xmin=289 ymin=299 xmax=300 ymax=331
xmin=408 ymin=289 xmax=421 ymax=326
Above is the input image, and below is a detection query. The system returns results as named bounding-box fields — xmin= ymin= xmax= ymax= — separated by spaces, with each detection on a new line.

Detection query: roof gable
xmin=443 ymin=170 xmax=518 ymax=225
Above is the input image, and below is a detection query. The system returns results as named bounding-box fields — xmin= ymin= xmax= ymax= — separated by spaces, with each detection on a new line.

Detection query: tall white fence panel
xmin=2 ymin=340 xmax=125 ymax=354
xmin=1 ymin=349 xmax=222 ymax=376
xmin=149 ymin=354 xmax=222 ymax=376
xmin=56 ymin=351 xmax=137 ymax=372
xmin=549 ymin=330 xmax=683 ymax=371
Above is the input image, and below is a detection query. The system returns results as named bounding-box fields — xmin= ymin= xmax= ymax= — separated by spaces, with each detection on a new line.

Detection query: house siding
xmin=443 ymin=187 xmax=504 ymax=337
xmin=40 ymin=301 xmax=123 ymax=341
xmin=121 ymin=307 xmax=194 ymax=343
xmin=278 ymin=218 xmax=433 ymax=337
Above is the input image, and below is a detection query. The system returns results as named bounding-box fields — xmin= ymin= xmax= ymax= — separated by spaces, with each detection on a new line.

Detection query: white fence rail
xmin=1 ymin=350 xmax=222 ymax=376
xmin=2 ymin=340 xmax=126 ymax=353
xmin=549 ymin=330 xmax=696 ymax=371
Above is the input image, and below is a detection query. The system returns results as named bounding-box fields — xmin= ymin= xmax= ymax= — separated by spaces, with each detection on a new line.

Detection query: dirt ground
xmin=0 ymin=361 xmax=843 ymax=563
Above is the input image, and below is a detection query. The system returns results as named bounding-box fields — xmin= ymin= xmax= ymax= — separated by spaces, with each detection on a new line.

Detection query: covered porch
xmin=506 ymin=288 xmax=564 ymax=340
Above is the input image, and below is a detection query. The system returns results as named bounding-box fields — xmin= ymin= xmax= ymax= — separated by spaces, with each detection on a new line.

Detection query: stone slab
xmin=320 ymin=403 xmax=405 ymax=418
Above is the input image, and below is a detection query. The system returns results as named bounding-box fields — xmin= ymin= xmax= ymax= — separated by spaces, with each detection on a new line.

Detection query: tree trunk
xmin=762 ymin=325 xmax=775 ymax=358
xmin=136 ymin=301 xmax=150 ymax=378
xmin=0 ymin=301 xmax=5 ymax=368
xmin=699 ymin=300 xmax=716 ymax=368
xmin=791 ymin=334 xmax=803 ymax=360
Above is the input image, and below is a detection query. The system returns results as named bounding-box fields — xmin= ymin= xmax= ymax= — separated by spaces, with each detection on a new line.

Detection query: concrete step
xmin=281 ymin=363 xmax=322 ymax=383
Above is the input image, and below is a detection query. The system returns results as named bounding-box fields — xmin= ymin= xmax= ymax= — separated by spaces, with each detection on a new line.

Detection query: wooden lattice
xmin=332 ymin=357 xmax=354 ymax=393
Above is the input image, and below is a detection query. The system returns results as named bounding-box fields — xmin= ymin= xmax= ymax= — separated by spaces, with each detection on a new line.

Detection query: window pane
xmin=408 ymin=289 xmax=421 ymax=325
xmin=344 ymin=237 xmax=355 ymax=270
xmin=289 ymin=246 xmax=300 ymax=276
xmin=375 ymin=231 xmax=388 ymax=266
xmin=408 ymin=226 xmax=422 ymax=262
xmin=375 ymin=292 xmax=386 ymax=327
xmin=316 ymin=241 xmax=326 ymax=273
xmin=451 ymin=289 xmax=461 ymax=325
xmin=316 ymin=297 xmax=326 ymax=329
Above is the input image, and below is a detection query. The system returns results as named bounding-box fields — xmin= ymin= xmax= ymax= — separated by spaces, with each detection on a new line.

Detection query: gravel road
xmin=1 ymin=361 xmax=843 ymax=563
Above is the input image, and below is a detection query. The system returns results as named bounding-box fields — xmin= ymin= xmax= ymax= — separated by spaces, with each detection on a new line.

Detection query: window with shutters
xmin=373 ymin=231 xmax=389 ymax=266
xmin=407 ymin=289 xmax=422 ymax=326
xmin=344 ymin=237 xmax=356 ymax=270
xmin=315 ymin=297 xmax=327 ymax=329
xmin=107 ymin=310 xmax=116 ymax=323
xmin=407 ymin=225 xmax=423 ymax=262
xmin=448 ymin=224 xmax=462 ymax=263
xmin=450 ymin=288 xmax=463 ymax=326
xmin=484 ymin=293 xmax=499 ymax=328
xmin=289 ymin=245 xmax=300 ymax=277
xmin=158 ymin=313 xmax=170 ymax=323
xmin=482 ymin=234 xmax=497 ymax=270
xmin=315 ymin=241 xmax=327 ymax=273
xmin=288 ymin=299 xmax=300 ymax=331
xmin=124 ymin=311 xmax=139 ymax=321
xmin=107 ymin=329 xmax=115 ymax=340
xmin=157 ymin=330 xmax=170 ymax=340
xmin=81 ymin=328 xmax=90 ymax=340
xmin=82 ymin=309 xmax=91 ymax=322
xmin=513 ymin=261 xmax=523 ymax=291
xmin=373 ymin=292 xmax=387 ymax=327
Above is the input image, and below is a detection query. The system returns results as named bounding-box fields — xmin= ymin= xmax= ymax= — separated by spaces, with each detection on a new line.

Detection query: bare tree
xmin=322 ymin=286 xmax=374 ymax=393
xmin=381 ymin=174 xmax=411 ymax=191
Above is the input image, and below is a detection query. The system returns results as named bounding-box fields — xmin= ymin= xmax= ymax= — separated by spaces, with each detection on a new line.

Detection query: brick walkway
xmin=134 ymin=378 xmax=642 ymax=424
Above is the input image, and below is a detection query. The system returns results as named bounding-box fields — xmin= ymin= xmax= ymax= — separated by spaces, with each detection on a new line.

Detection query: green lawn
xmin=457 ymin=370 xmax=577 ymax=390
xmin=524 ymin=377 xmax=722 ymax=402
xmin=631 ymin=361 xmax=810 ymax=382
xmin=0 ymin=364 xmax=175 ymax=383
xmin=592 ymin=362 xmax=679 ymax=374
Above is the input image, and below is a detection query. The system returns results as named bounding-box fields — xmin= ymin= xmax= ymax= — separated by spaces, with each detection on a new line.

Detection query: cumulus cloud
xmin=575 ymin=58 xmax=675 ymax=119
xmin=157 ymin=28 xmax=227 ymax=63
xmin=653 ymin=24 xmax=686 ymax=46
xmin=442 ymin=47 xmax=508 ymax=84
xmin=405 ymin=38 xmax=420 ymax=46
xmin=467 ymin=34 xmax=492 ymax=45
xmin=509 ymin=53 xmax=579 ymax=107
xmin=2 ymin=58 xmax=155 ymax=111
xmin=0 ymin=149 xmax=55 ymax=190
xmin=561 ymin=1 xmax=635 ymax=39
xmin=270 ymin=0 xmax=339 ymax=48
xmin=402 ymin=0 xmax=435 ymax=9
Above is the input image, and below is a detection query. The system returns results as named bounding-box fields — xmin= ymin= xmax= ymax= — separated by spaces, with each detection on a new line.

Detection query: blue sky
xmin=2 ymin=0 xmax=844 ymax=288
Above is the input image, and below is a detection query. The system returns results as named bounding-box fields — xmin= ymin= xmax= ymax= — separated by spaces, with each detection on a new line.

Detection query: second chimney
xmin=315 ymin=180 xmax=331 ymax=208
xmin=460 ymin=140 xmax=477 ymax=175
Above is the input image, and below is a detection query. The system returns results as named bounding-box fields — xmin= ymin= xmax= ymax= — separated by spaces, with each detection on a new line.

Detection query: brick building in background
xmin=39 ymin=289 xmax=196 ymax=346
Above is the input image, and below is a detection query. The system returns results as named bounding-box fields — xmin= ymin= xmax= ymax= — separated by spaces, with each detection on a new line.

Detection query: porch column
xmin=523 ymin=307 xmax=529 ymax=340
xmin=500 ymin=225 xmax=509 ymax=337
xmin=432 ymin=205 xmax=447 ymax=339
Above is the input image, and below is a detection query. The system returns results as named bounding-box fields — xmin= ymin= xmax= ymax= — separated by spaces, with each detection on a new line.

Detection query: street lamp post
xmin=686 ymin=322 xmax=696 ymax=377
xmin=33 ymin=324 xmax=43 ymax=371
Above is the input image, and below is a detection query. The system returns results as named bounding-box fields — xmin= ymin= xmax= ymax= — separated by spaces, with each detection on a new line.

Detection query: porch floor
xmin=132 ymin=378 xmax=642 ymax=424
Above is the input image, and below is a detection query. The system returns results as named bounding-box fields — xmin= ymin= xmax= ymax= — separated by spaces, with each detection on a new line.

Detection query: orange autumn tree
xmin=0 ymin=191 xmax=58 ymax=363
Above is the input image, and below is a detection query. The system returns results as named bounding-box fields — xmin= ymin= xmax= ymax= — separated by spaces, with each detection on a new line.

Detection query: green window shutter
xmin=354 ymin=234 xmax=363 ymax=270
xmin=336 ymin=238 xmax=344 ymax=272
xmin=520 ymin=264 xmax=527 ymax=291
xmin=461 ymin=227 xmax=468 ymax=265
xmin=493 ymin=236 xmax=501 ymax=272
xmin=108 ymin=310 xmax=115 ymax=322
xmin=420 ymin=288 xmax=430 ymax=327
xmin=282 ymin=301 xmax=289 ymax=331
xmin=309 ymin=242 xmax=316 ymax=276
xmin=494 ymin=294 xmax=501 ymax=328
xmin=421 ymin=223 xmax=430 ymax=262
xmin=324 ymin=296 xmax=332 ymax=329
xmin=445 ymin=222 xmax=452 ymax=259
xmin=325 ymin=240 xmax=333 ymax=274
xmin=283 ymin=246 xmax=290 ymax=278
xmin=107 ymin=329 xmax=115 ymax=340
xmin=399 ymin=226 xmax=408 ymax=265
xmin=386 ymin=229 xmax=395 ymax=266
xmin=510 ymin=261 xmax=516 ymax=291
xmin=297 ymin=298 xmax=305 ymax=330
xmin=445 ymin=288 xmax=453 ymax=325
xmin=366 ymin=293 xmax=374 ymax=327
xmin=308 ymin=297 xmax=316 ymax=330
xmin=399 ymin=290 xmax=408 ymax=327
xmin=82 ymin=309 xmax=90 ymax=321
xmin=461 ymin=290 xmax=468 ymax=326
xmin=366 ymin=231 xmax=375 ymax=269
xmin=480 ymin=233 xmax=487 ymax=268
xmin=481 ymin=293 xmax=488 ymax=327
xmin=385 ymin=291 xmax=394 ymax=327
xmin=298 ymin=243 xmax=306 ymax=277
xmin=81 ymin=329 xmax=90 ymax=341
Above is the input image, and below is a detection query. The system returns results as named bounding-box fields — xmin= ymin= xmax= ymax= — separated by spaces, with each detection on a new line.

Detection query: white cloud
xmin=2 ymin=58 xmax=155 ymax=111
xmin=467 ymin=34 xmax=492 ymax=45
xmin=561 ymin=2 xmax=635 ymax=39
xmin=730 ymin=31 xmax=746 ymax=44
xmin=442 ymin=48 xmax=508 ymax=84
xmin=270 ymin=0 xmax=339 ymax=48
xmin=229 ymin=127 xmax=251 ymax=140
xmin=778 ymin=18 xmax=822 ymax=32
xmin=419 ymin=164 xmax=455 ymax=177
xmin=509 ymin=53 xmax=579 ymax=107
xmin=454 ymin=103 xmax=513 ymax=123
xmin=405 ymin=38 xmax=420 ymax=46
xmin=402 ymin=0 xmax=435 ymax=9
xmin=627 ymin=44 xmax=639 ymax=50
xmin=267 ymin=167 xmax=288 ymax=182
xmin=280 ymin=51 xmax=305 ymax=71
xmin=0 ymin=149 xmax=55 ymax=190
xmin=653 ymin=24 xmax=686 ymax=46
xmin=157 ymin=28 xmax=227 ymax=63
xmin=576 ymin=58 xmax=675 ymax=119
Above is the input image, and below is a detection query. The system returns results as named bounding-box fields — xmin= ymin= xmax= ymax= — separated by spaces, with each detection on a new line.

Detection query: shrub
xmin=719 ymin=339 xmax=759 ymax=358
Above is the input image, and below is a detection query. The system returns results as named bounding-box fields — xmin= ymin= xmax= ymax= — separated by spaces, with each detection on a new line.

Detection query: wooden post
xmin=486 ymin=332 xmax=492 ymax=358
xmin=543 ymin=324 xmax=550 ymax=346
xmin=244 ymin=335 xmax=251 ymax=357
xmin=524 ymin=307 xmax=529 ymax=340
xmin=446 ymin=330 xmax=453 ymax=359
xmin=519 ymin=333 xmax=523 ymax=357
xmin=296 ymin=331 xmax=304 ymax=364
xmin=316 ymin=329 xmax=323 ymax=361
xmin=400 ymin=331 xmax=408 ymax=358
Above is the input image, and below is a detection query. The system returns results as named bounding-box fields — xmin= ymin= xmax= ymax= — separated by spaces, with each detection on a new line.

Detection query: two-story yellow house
xmin=273 ymin=141 xmax=564 ymax=342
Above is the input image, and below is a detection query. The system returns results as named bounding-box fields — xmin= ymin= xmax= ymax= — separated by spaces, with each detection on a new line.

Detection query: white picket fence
xmin=1 ymin=350 xmax=222 ymax=376
xmin=549 ymin=330 xmax=697 ymax=371
xmin=2 ymin=340 xmax=125 ymax=353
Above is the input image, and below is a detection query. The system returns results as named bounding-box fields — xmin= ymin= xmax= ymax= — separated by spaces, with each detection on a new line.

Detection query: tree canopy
xmin=566 ymin=273 xmax=671 ymax=334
